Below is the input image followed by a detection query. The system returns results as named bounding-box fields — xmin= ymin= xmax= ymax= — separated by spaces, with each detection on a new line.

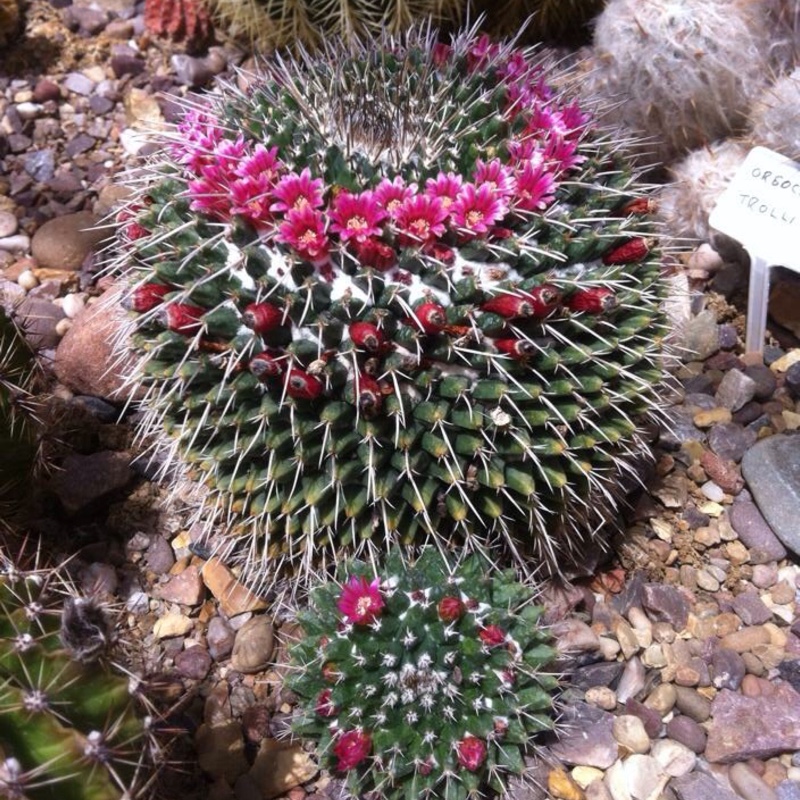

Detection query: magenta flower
xmin=450 ymin=183 xmax=508 ymax=238
xmin=186 ymin=136 xmax=247 ymax=219
xmin=394 ymin=194 xmax=448 ymax=246
xmin=544 ymin=135 xmax=584 ymax=174
xmin=473 ymin=158 xmax=517 ymax=199
xmin=270 ymin=168 xmax=325 ymax=213
xmin=456 ymin=736 xmax=487 ymax=772
xmin=337 ymin=575 xmax=384 ymax=625
xmin=467 ymin=33 xmax=499 ymax=72
xmin=234 ymin=143 xmax=282 ymax=183
xmin=173 ymin=108 xmax=225 ymax=173
xmin=513 ymin=160 xmax=556 ymax=212
xmin=373 ymin=176 xmax=417 ymax=219
xmin=425 ymin=172 xmax=463 ymax=210
xmin=278 ymin=207 xmax=330 ymax=263
xmin=333 ymin=729 xmax=372 ymax=771
xmin=230 ymin=174 xmax=275 ymax=224
xmin=187 ymin=175 xmax=233 ymax=219
xmin=329 ymin=191 xmax=387 ymax=244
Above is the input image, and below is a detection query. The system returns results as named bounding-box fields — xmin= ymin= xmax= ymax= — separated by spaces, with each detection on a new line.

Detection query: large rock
xmin=51 ymin=451 xmax=134 ymax=515
xmin=53 ymin=286 xmax=143 ymax=402
xmin=549 ymin=703 xmax=618 ymax=769
xmin=671 ymin=772 xmax=742 ymax=800
xmin=742 ymin=435 xmax=800 ymax=556
xmin=31 ymin=211 xmax=108 ymax=271
xmin=706 ymin=682 xmax=800 ymax=762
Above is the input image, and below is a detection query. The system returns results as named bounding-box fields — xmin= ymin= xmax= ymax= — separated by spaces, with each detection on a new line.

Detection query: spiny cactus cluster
xmin=0 ymin=309 xmax=42 ymax=526
xmin=113 ymin=27 xmax=665 ymax=588
xmin=287 ymin=548 xmax=557 ymax=800
xmin=0 ymin=545 xmax=163 ymax=800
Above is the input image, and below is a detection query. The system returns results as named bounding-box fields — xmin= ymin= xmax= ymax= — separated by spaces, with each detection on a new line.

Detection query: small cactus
xmin=0 ymin=543 xmax=165 ymax=800
xmin=749 ymin=67 xmax=800 ymax=161
xmin=112 ymin=26 xmax=666 ymax=588
xmin=287 ymin=548 xmax=557 ymax=800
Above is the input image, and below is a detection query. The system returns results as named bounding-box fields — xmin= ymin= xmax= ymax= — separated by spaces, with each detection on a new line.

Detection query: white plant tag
xmin=709 ymin=146 xmax=800 ymax=353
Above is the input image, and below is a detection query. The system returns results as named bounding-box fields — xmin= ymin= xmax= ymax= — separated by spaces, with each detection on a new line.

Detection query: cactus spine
xmin=113 ymin=26 xmax=666 ymax=589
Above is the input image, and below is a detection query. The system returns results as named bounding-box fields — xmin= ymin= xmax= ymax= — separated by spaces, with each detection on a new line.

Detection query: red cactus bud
xmin=349 ymin=322 xmax=385 ymax=352
xmin=479 ymin=624 xmax=506 ymax=647
xmin=243 ymin=302 xmax=284 ymax=333
xmin=123 ymin=282 xmax=171 ymax=313
xmin=322 ymin=661 xmax=339 ymax=683
xmin=494 ymin=338 xmax=536 ymax=359
xmin=160 ymin=302 xmax=205 ymax=334
xmin=315 ymin=688 xmax=337 ymax=718
xmin=602 ymin=237 xmax=651 ymax=265
xmin=355 ymin=373 xmax=382 ymax=415
xmin=438 ymin=596 xmax=465 ymax=622
xmin=410 ymin=302 xmax=447 ymax=333
xmin=333 ymin=729 xmax=372 ymax=771
xmin=566 ymin=287 xmax=618 ymax=314
xmin=352 ymin=238 xmax=396 ymax=271
xmin=286 ymin=368 xmax=324 ymax=400
xmin=618 ymin=197 xmax=657 ymax=216
xmin=456 ymin=736 xmax=487 ymax=771
xmin=417 ymin=758 xmax=435 ymax=776
xmin=249 ymin=352 xmax=283 ymax=380
xmin=482 ymin=284 xmax=561 ymax=319
xmin=423 ymin=242 xmax=456 ymax=264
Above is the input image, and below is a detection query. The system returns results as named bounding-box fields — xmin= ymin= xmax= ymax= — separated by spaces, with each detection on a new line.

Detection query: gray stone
xmin=0 ymin=211 xmax=18 ymax=238
xmin=175 ymin=646 xmax=212 ymax=680
xmin=744 ymin=363 xmax=778 ymax=400
xmin=681 ymin=309 xmax=720 ymax=360
xmin=665 ymin=715 xmax=706 ymax=754
xmin=549 ymin=703 xmax=618 ymax=769
xmin=729 ymin=493 xmax=788 ymax=563
xmin=732 ymin=591 xmax=772 ymax=625
xmin=143 ymin=535 xmax=175 ymax=574
xmin=51 ymin=451 xmax=133 ymax=515
xmin=673 ymin=686 xmax=712 ymax=722
xmin=710 ymin=647 xmax=747 ymax=690
xmin=742 ymin=435 xmax=800 ymax=556
xmin=642 ymin=584 xmax=690 ymax=630
xmin=672 ymin=772 xmax=742 ymax=800
xmin=616 ymin=655 xmax=646 ymax=703
xmin=708 ymin=423 xmax=757 ymax=463
xmin=729 ymin=762 xmax=779 ymax=800
xmin=207 ymin=616 xmax=236 ymax=660
xmin=776 ymin=780 xmax=800 ymax=800
xmin=24 ymin=149 xmax=55 ymax=181
xmin=715 ymin=368 xmax=757 ymax=411
xmin=171 ymin=54 xmax=214 ymax=87
xmin=659 ymin=407 xmax=705 ymax=451
xmin=63 ymin=71 xmax=96 ymax=95
xmin=12 ymin=296 xmax=66 ymax=349
xmin=706 ymin=683 xmax=800 ymax=762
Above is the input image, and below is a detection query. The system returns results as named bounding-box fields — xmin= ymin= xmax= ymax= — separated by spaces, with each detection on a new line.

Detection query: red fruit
xmin=286 ymin=368 xmax=324 ymax=400
xmin=243 ymin=302 xmax=284 ymax=333
xmin=123 ymin=282 xmax=171 ymax=313
xmin=456 ymin=736 xmax=487 ymax=772
xmin=409 ymin=302 xmax=447 ymax=334
xmin=423 ymin=242 xmax=456 ymax=264
xmin=321 ymin=661 xmax=339 ymax=683
xmin=349 ymin=322 xmax=385 ymax=352
xmin=617 ymin=197 xmax=657 ymax=216
xmin=566 ymin=287 xmax=618 ymax=314
xmin=479 ymin=624 xmax=506 ymax=647
xmin=160 ymin=302 xmax=205 ymax=335
xmin=355 ymin=373 xmax=382 ymax=415
xmin=482 ymin=284 xmax=560 ymax=319
xmin=602 ymin=237 xmax=651 ymax=265
xmin=333 ymin=729 xmax=372 ymax=772
xmin=437 ymin=596 xmax=465 ymax=622
xmin=494 ymin=338 xmax=537 ymax=359
xmin=249 ymin=353 xmax=283 ymax=380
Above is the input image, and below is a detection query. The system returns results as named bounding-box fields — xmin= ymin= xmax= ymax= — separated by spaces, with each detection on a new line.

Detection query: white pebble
xmin=61 ymin=293 xmax=86 ymax=319
xmin=700 ymin=481 xmax=725 ymax=502
xmin=0 ymin=234 xmax=31 ymax=253
xmin=16 ymin=102 xmax=44 ymax=120
xmin=17 ymin=270 xmax=38 ymax=290
xmin=55 ymin=318 xmax=73 ymax=337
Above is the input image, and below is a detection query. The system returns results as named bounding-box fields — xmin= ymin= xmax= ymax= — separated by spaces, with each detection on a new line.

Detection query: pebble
xmin=175 ymin=645 xmax=213 ymax=680
xmin=30 ymin=211 xmax=105 ymax=271
xmin=201 ymin=558 xmax=269 ymax=617
xmin=729 ymin=495 xmax=789 ymax=563
xmin=612 ymin=715 xmax=651 ymax=754
xmin=644 ymin=683 xmax=677 ymax=714
xmin=51 ymin=450 xmax=133 ymax=515
xmin=616 ymin=656 xmax=646 ymax=704
xmin=715 ymin=368 xmax=757 ymax=411
xmin=651 ymin=739 xmax=696 ymax=777
xmin=550 ymin=705 xmax=619 ymax=769
xmin=0 ymin=234 xmax=32 ymax=253
xmin=586 ymin=686 xmax=618 ymax=711
xmin=707 ymin=422 xmax=756 ymax=463
xmin=671 ymin=771 xmax=741 ymax=800
xmin=682 ymin=309 xmax=720 ymax=360
xmin=248 ymin=740 xmax=318 ymax=800
xmin=195 ymin=721 xmax=249 ymax=784
xmin=207 ymin=616 xmax=237 ymax=660
xmin=144 ymin=535 xmax=176 ymax=574
xmin=694 ymin=407 xmax=732 ymax=427
xmin=157 ymin=565 xmax=205 ymax=606
xmin=230 ymin=616 xmax=275 ymax=674
xmin=153 ymin=612 xmax=194 ymax=640
xmin=729 ymin=762 xmax=780 ymax=800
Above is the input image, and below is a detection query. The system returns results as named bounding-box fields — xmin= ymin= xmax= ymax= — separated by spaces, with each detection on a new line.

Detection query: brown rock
xmin=231 ymin=616 xmax=274 ymax=674
xmin=201 ymin=558 xmax=268 ymax=617
xmin=720 ymin=626 xmax=771 ymax=653
xmin=157 ymin=565 xmax=205 ymax=606
xmin=249 ymin=739 xmax=318 ymax=800
xmin=196 ymin=721 xmax=249 ymax=783
xmin=51 ymin=451 xmax=133 ymax=515
xmin=31 ymin=211 xmax=108 ymax=271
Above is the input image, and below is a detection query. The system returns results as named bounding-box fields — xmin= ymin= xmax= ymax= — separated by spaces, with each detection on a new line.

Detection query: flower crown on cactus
xmin=287 ymin=548 xmax=557 ymax=800
xmin=113 ymin=26 xmax=666 ymax=589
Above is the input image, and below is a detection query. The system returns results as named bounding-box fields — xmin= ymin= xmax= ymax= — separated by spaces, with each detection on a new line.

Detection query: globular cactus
xmin=0 ymin=309 xmax=42 ymax=526
xmin=585 ymin=0 xmax=775 ymax=165
xmin=112 ymin=27 xmax=666 ymax=589
xmin=143 ymin=0 xmax=212 ymax=48
xmin=0 ymin=545 xmax=164 ymax=800
xmin=0 ymin=0 xmax=21 ymax=49
xmin=748 ymin=67 xmax=800 ymax=161
xmin=287 ymin=547 xmax=557 ymax=800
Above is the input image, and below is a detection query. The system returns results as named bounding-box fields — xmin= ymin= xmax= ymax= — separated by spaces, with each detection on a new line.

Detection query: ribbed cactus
xmin=113 ymin=27 xmax=665 ymax=588
xmin=287 ymin=548 xmax=557 ymax=800
xmin=0 ymin=309 xmax=41 ymax=525
xmin=0 ymin=545 xmax=163 ymax=800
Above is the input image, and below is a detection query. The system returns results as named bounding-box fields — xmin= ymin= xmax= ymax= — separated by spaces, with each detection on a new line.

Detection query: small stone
xmin=642 ymin=584 xmax=690 ymax=630
xmin=51 ymin=451 xmax=133 ymax=515
xmin=621 ymin=755 xmax=668 ymax=800
xmin=720 ymin=625 xmax=771 ymax=653
xmin=671 ymin=771 xmax=742 ymax=800
xmin=644 ymin=683 xmax=677 ymax=715
xmin=171 ymin=54 xmax=215 ymax=87
xmin=694 ymin=407 xmax=732 ymax=427
xmin=711 ymin=647 xmax=747 ymax=690
xmin=696 ymin=568 xmax=720 ymax=592
xmin=571 ymin=662 xmax=625 ymax=691
xmin=24 ymin=150 xmax=54 ymax=181
xmin=0 ymin=211 xmax=18 ymax=238
xmin=0 ymin=234 xmax=31 ymax=253
xmin=745 ymin=363 xmax=779 ymax=400
xmin=231 ymin=617 xmax=275 ymax=673
xmin=716 ymin=368 xmax=758 ymax=411
xmin=616 ymin=656 xmax=646 ymax=704
xmin=196 ymin=721 xmax=249 ymax=783
xmin=624 ymin=698 xmax=662 ymax=738
xmin=555 ymin=618 xmax=602 ymax=654
xmin=682 ymin=309 xmax=720 ymax=360
xmin=753 ymin=563 xmax=779 ymax=589
xmin=17 ymin=270 xmax=38 ymax=290
xmin=249 ymin=739 xmax=318 ymax=800
xmin=652 ymin=473 xmax=689 ymax=508
xmin=175 ymin=645 xmax=212 ymax=680
xmin=144 ymin=535 xmax=176 ymax=574
xmin=701 ymin=450 xmax=745 ymax=493
xmin=585 ymin=686 xmax=617 ymax=711
xmin=33 ymin=79 xmax=60 ymax=103
xmin=700 ymin=481 xmax=726 ymax=502
xmin=708 ymin=422 xmax=756 ymax=463
xmin=547 ymin=767 xmax=585 ymax=800
xmin=673 ymin=686 xmax=711 ymax=722
xmin=572 ymin=766 xmax=605 ymax=790
xmin=63 ymin=71 xmax=96 ymax=95
xmin=31 ymin=211 xmax=106 ymax=271
xmin=665 ymin=715 xmax=707 ymax=754
xmin=772 ymin=579 xmax=796 ymax=604
xmin=202 ymin=558 xmax=269 ymax=617
xmin=550 ymin=705 xmax=618 ymax=769
xmin=157 ymin=565 xmax=205 ymax=606
xmin=786 ymin=362 xmax=800 ymax=399
xmin=207 ymin=616 xmax=236 ymax=660
xmin=770 ymin=349 xmax=800 ymax=373
xmin=733 ymin=591 xmax=773 ymax=625
xmin=651 ymin=739 xmax=696 ymax=777
xmin=729 ymin=762 xmax=780 ymax=800
xmin=729 ymin=495 xmax=789 ymax=564
xmin=153 ymin=612 xmax=194 ymax=640
xmin=60 ymin=293 xmax=85 ymax=319
xmin=13 ymin=296 xmax=66 ymax=349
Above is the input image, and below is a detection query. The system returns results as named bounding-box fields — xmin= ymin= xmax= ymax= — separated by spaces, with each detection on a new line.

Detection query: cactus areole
xmin=116 ymin=27 xmax=665 ymax=585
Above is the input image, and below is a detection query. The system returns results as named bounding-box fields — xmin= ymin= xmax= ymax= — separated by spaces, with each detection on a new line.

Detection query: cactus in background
xmin=0 ymin=309 xmax=42 ymax=526
xmin=113 ymin=27 xmax=666 ymax=589
xmin=206 ymin=0 xmax=462 ymax=52
xmin=585 ymin=0 xmax=775 ymax=165
xmin=144 ymin=0 xmax=212 ymax=48
xmin=0 ymin=0 xmax=21 ymax=49
xmin=0 ymin=544 xmax=164 ymax=800
xmin=749 ymin=67 xmax=800 ymax=161
xmin=287 ymin=548 xmax=557 ymax=800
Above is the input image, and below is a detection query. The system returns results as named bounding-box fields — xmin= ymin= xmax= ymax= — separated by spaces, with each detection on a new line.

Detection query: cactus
xmin=205 ymin=0 xmax=463 ymax=52
xmin=749 ymin=67 xmax=800 ymax=161
xmin=143 ymin=0 xmax=212 ymax=47
xmin=0 ymin=542 xmax=164 ymax=800
xmin=0 ymin=0 xmax=21 ymax=49
xmin=112 ymin=26 xmax=666 ymax=589
xmin=585 ymin=0 xmax=775 ymax=165
xmin=287 ymin=547 xmax=557 ymax=800
xmin=0 ymin=309 xmax=42 ymax=526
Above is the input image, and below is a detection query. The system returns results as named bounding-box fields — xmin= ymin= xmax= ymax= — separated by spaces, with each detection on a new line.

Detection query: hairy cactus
xmin=113 ymin=27 xmax=666 ymax=588
xmin=749 ymin=67 xmax=800 ymax=161
xmin=206 ymin=0 xmax=462 ymax=51
xmin=0 ymin=545 xmax=164 ymax=800
xmin=0 ymin=309 xmax=42 ymax=526
xmin=585 ymin=0 xmax=775 ymax=165
xmin=287 ymin=548 xmax=557 ymax=800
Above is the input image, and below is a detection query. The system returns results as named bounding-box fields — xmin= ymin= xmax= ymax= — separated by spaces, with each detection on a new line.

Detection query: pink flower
xmin=467 ymin=34 xmax=499 ymax=72
xmin=329 ymin=191 xmax=386 ymax=244
xmin=513 ymin=160 xmax=556 ymax=212
xmin=315 ymin=688 xmax=337 ymax=718
xmin=559 ymin=101 xmax=590 ymax=136
xmin=479 ymin=624 xmax=507 ymax=648
xmin=270 ymin=168 xmax=325 ymax=213
xmin=173 ymin=108 xmax=225 ymax=173
xmin=450 ymin=183 xmax=508 ymax=238
xmin=456 ymin=736 xmax=487 ymax=772
xmin=230 ymin=174 xmax=275 ymax=224
xmin=373 ymin=177 xmax=416 ymax=219
xmin=473 ymin=159 xmax=516 ymax=199
xmin=350 ymin=237 xmax=396 ymax=271
xmin=333 ymin=729 xmax=372 ymax=771
xmin=278 ymin=207 xmax=330 ymax=263
xmin=394 ymin=194 xmax=448 ymax=246
xmin=432 ymin=41 xmax=452 ymax=68
xmin=187 ymin=136 xmax=247 ymax=219
xmin=425 ymin=172 xmax=463 ymax=210
xmin=337 ymin=576 xmax=384 ymax=625
xmin=544 ymin=135 xmax=584 ymax=174
xmin=234 ymin=143 xmax=282 ymax=183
